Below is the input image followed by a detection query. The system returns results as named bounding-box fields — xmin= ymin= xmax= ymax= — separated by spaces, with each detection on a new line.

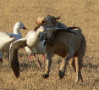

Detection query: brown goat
xmin=36 ymin=15 xmax=86 ymax=83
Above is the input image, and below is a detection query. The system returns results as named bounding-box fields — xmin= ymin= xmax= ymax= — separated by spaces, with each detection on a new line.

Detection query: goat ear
xmin=51 ymin=16 xmax=61 ymax=24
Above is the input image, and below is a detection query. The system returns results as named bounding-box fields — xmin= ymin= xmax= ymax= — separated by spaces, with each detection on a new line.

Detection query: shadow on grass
xmin=83 ymin=63 xmax=99 ymax=69
xmin=19 ymin=60 xmax=44 ymax=72
xmin=20 ymin=61 xmax=37 ymax=69
xmin=20 ymin=62 xmax=36 ymax=72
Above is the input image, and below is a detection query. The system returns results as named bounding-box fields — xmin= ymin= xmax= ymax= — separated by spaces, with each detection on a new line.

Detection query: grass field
xmin=0 ymin=0 xmax=99 ymax=90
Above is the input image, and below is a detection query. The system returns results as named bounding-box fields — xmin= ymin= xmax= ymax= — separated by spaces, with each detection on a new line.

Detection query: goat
xmin=35 ymin=15 xmax=86 ymax=83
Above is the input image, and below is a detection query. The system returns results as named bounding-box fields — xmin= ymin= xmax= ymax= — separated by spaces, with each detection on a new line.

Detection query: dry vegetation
xmin=0 ymin=0 xmax=99 ymax=90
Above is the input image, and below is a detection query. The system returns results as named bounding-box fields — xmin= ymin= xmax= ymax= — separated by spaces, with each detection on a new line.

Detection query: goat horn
xmin=55 ymin=27 xmax=79 ymax=34
xmin=56 ymin=29 xmax=76 ymax=34
xmin=54 ymin=27 xmax=79 ymax=30
xmin=67 ymin=27 xmax=79 ymax=30
xmin=45 ymin=27 xmax=79 ymax=34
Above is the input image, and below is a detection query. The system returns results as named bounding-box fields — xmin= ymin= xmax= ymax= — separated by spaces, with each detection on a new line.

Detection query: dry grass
xmin=0 ymin=0 xmax=99 ymax=90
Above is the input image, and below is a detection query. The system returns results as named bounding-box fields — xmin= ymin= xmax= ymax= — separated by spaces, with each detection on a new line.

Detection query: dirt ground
xmin=0 ymin=0 xmax=99 ymax=90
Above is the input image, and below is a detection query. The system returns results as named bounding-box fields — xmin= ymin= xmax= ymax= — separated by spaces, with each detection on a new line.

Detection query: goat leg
xmin=74 ymin=56 xmax=83 ymax=83
xmin=59 ymin=57 xmax=67 ymax=79
xmin=59 ymin=54 xmax=73 ymax=79
xmin=43 ymin=52 xmax=53 ymax=78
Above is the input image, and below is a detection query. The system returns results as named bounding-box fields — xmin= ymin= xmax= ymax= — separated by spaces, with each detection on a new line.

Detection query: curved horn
xmin=67 ymin=27 xmax=79 ymax=30
xmin=46 ymin=27 xmax=79 ymax=34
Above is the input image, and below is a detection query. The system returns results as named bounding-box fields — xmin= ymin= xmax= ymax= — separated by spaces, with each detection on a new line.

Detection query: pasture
xmin=0 ymin=0 xmax=99 ymax=90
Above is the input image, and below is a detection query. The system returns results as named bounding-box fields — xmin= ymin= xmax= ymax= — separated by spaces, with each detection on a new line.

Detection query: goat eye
xmin=42 ymin=21 xmax=46 ymax=24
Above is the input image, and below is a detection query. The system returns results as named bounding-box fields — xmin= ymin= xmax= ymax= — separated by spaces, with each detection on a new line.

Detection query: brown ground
xmin=0 ymin=0 xmax=99 ymax=90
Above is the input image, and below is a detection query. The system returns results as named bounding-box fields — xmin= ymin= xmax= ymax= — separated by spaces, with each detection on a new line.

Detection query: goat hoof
xmin=59 ymin=70 xmax=65 ymax=79
xmin=42 ymin=74 xmax=49 ymax=78
xmin=75 ymin=78 xmax=83 ymax=83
